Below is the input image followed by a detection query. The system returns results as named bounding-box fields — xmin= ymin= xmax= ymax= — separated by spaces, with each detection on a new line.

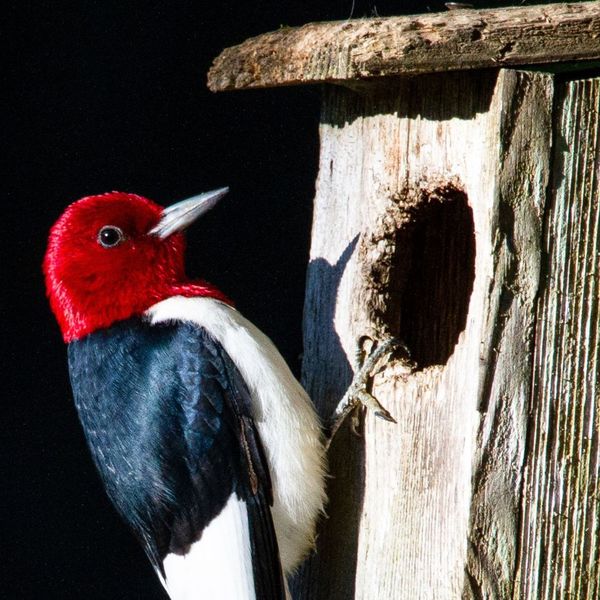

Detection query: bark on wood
xmin=207 ymin=3 xmax=600 ymax=91
xmin=292 ymin=69 xmax=554 ymax=600
xmin=515 ymin=76 xmax=600 ymax=600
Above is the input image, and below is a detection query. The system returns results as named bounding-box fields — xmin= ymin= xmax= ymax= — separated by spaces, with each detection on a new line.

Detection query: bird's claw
xmin=327 ymin=337 xmax=407 ymax=443
xmin=349 ymin=405 xmax=363 ymax=437
xmin=355 ymin=389 xmax=397 ymax=423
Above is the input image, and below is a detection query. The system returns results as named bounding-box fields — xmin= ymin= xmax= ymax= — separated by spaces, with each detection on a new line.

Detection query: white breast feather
xmin=146 ymin=296 xmax=327 ymax=573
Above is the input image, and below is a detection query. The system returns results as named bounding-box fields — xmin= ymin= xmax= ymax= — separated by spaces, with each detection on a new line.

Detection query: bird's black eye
xmin=97 ymin=226 xmax=125 ymax=248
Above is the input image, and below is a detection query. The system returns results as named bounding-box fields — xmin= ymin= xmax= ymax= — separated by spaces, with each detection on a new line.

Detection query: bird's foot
xmin=327 ymin=337 xmax=411 ymax=443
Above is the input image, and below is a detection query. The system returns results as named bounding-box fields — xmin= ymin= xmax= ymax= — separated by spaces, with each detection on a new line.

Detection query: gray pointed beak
xmin=149 ymin=187 xmax=229 ymax=239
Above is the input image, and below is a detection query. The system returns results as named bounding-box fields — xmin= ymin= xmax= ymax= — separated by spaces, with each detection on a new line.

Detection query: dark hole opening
xmin=387 ymin=187 xmax=475 ymax=368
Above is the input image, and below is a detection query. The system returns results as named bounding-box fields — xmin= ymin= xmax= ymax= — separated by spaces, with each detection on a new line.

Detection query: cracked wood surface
xmin=208 ymin=2 xmax=600 ymax=91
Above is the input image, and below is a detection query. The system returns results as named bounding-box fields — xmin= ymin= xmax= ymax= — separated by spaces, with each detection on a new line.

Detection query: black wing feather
xmin=68 ymin=317 xmax=285 ymax=599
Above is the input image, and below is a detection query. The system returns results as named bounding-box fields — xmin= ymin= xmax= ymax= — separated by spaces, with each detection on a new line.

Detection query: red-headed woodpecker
xmin=44 ymin=189 xmax=327 ymax=600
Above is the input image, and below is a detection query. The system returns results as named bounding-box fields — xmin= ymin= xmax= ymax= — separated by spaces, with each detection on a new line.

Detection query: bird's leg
xmin=327 ymin=337 xmax=412 ymax=444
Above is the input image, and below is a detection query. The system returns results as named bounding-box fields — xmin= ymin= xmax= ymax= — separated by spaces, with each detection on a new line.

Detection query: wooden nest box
xmin=208 ymin=3 xmax=600 ymax=598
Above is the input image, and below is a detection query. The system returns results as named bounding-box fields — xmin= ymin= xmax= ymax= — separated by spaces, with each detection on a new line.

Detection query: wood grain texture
xmin=292 ymin=70 xmax=554 ymax=600
xmin=515 ymin=76 xmax=600 ymax=600
xmin=207 ymin=3 xmax=600 ymax=91
xmin=463 ymin=69 xmax=554 ymax=600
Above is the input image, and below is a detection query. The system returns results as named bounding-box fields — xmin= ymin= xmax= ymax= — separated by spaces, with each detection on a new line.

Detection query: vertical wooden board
xmin=296 ymin=70 xmax=553 ymax=599
xmin=294 ymin=86 xmax=371 ymax=600
xmin=516 ymin=76 xmax=600 ymax=600
xmin=464 ymin=70 xmax=554 ymax=600
xmin=352 ymin=75 xmax=498 ymax=600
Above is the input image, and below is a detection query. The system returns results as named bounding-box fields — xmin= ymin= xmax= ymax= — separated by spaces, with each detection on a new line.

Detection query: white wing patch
xmin=163 ymin=494 xmax=256 ymax=600
xmin=146 ymin=296 xmax=327 ymax=573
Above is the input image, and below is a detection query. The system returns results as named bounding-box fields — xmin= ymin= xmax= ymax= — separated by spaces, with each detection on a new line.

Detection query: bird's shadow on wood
xmin=291 ymin=237 xmax=365 ymax=600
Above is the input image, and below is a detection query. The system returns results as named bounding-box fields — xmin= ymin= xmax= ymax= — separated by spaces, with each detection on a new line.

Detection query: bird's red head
xmin=44 ymin=190 xmax=231 ymax=342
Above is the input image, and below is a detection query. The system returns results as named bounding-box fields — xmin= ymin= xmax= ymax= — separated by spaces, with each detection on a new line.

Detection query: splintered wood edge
xmin=207 ymin=2 xmax=600 ymax=91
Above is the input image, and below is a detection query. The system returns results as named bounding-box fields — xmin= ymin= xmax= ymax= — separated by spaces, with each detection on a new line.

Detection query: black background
xmin=4 ymin=2 xmax=570 ymax=598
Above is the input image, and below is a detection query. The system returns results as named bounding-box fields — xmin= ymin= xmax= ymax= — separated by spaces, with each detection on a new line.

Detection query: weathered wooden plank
xmin=207 ymin=3 xmax=600 ymax=91
xmin=463 ymin=69 xmax=554 ymax=600
xmin=515 ymin=76 xmax=600 ymax=600
xmin=292 ymin=69 xmax=553 ymax=600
